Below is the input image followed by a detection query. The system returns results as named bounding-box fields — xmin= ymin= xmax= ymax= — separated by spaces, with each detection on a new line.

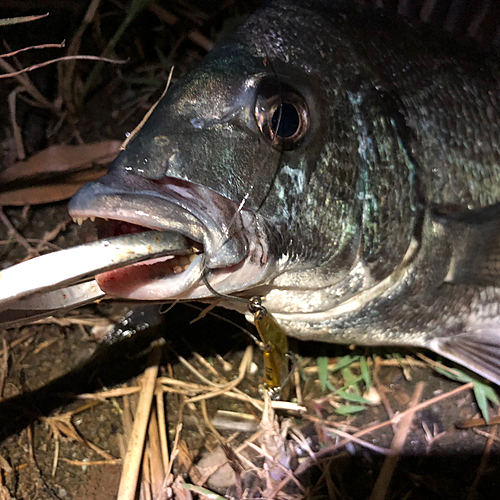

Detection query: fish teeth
xmin=178 ymin=256 xmax=190 ymax=267
xmin=72 ymin=216 xmax=87 ymax=226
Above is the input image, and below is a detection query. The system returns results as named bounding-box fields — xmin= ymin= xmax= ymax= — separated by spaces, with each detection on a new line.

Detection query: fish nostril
xmin=191 ymin=117 xmax=205 ymax=129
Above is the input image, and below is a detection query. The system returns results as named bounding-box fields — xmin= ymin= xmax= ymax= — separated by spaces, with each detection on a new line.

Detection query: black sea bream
xmin=70 ymin=0 xmax=500 ymax=384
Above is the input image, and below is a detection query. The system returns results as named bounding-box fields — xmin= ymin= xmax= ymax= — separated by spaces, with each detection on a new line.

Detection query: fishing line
xmin=201 ymin=264 xmax=248 ymax=306
xmin=256 ymin=52 xmax=287 ymax=214
xmin=199 ymin=258 xmax=269 ymax=320
xmin=194 ymin=49 xmax=287 ymax=313
xmin=198 ymin=50 xmax=287 ymax=292
xmin=180 ymin=302 xmax=261 ymax=345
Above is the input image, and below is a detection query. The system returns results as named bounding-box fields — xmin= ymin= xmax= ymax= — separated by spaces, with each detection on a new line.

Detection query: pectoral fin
xmin=437 ymin=204 xmax=500 ymax=287
xmin=430 ymin=329 xmax=500 ymax=385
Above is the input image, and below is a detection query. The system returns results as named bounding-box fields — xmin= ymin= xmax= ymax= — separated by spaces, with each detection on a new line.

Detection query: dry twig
xmin=0 ymin=55 xmax=126 ymax=79
xmin=0 ymin=14 xmax=49 ymax=27
xmin=0 ymin=338 xmax=8 ymax=400
xmin=293 ymin=381 xmax=474 ymax=481
xmin=148 ymin=2 xmax=214 ymax=52
xmin=0 ymin=209 xmax=34 ymax=256
xmin=369 ymin=381 xmax=425 ymax=500
xmin=117 ymin=340 xmax=163 ymax=500
xmin=467 ymin=409 xmax=500 ymax=499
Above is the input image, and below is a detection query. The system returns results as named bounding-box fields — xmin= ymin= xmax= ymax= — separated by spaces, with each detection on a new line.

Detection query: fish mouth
xmin=68 ymin=171 xmax=271 ymax=300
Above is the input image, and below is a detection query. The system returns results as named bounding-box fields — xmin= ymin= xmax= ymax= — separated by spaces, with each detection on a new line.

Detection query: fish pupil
xmin=254 ymin=78 xmax=309 ymax=149
xmin=271 ymin=102 xmax=300 ymax=138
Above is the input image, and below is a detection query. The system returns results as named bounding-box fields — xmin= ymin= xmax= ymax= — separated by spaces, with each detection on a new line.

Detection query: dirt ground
xmin=0 ymin=1 xmax=500 ymax=499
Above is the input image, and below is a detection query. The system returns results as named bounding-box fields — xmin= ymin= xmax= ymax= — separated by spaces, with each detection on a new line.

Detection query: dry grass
xmin=0 ymin=1 xmax=500 ymax=499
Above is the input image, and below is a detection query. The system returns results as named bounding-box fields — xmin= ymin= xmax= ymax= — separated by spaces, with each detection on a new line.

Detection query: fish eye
xmin=254 ymin=79 xmax=310 ymax=150
xmin=271 ymin=102 xmax=300 ymax=138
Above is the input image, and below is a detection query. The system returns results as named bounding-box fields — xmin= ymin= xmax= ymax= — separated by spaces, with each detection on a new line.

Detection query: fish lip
xmin=69 ymin=172 xmax=272 ymax=300
xmin=69 ymin=182 xmax=207 ymax=249
xmin=69 ymin=187 xmax=208 ymax=299
xmin=70 ymin=171 xmax=249 ymax=266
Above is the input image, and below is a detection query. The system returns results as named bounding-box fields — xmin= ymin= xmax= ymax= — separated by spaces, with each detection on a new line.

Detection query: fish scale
xmin=9 ymin=0 xmax=500 ymax=386
xmin=363 ymin=0 xmax=500 ymax=49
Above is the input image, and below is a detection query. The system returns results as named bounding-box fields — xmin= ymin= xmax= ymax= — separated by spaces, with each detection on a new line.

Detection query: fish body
xmin=70 ymin=1 xmax=500 ymax=384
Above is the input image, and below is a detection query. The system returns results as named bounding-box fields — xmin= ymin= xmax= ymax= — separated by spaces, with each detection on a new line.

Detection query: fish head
xmin=69 ymin=2 xmax=367 ymax=305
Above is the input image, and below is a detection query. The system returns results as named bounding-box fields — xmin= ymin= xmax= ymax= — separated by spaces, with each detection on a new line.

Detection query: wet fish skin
xmin=71 ymin=1 xmax=500 ymax=384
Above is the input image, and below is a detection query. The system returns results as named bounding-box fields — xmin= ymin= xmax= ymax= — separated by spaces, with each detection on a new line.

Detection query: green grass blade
xmin=336 ymin=389 xmax=371 ymax=405
xmin=473 ymin=380 xmax=499 ymax=424
xmin=330 ymin=354 xmax=360 ymax=373
xmin=335 ymin=405 xmax=367 ymax=415
xmin=317 ymin=356 xmax=329 ymax=393
xmin=360 ymin=356 xmax=371 ymax=389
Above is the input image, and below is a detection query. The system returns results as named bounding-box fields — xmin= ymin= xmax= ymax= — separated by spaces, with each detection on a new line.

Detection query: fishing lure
xmin=249 ymin=296 xmax=290 ymax=397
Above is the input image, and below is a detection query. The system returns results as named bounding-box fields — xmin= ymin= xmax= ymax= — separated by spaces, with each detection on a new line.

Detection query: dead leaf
xmin=171 ymin=476 xmax=193 ymax=500
xmin=176 ymin=440 xmax=195 ymax=475
xmin=0 ymin=169 xmax=106 ymax=206
xmin=0 ymin=484 xmax=15 ymax=500
xmin=0 ymin=140 xmax=120 ymax=184
xmin=0 ymin=166 xmax=107 ymax=205
xmin=196 ymin=446 xmax=235 ymax=490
